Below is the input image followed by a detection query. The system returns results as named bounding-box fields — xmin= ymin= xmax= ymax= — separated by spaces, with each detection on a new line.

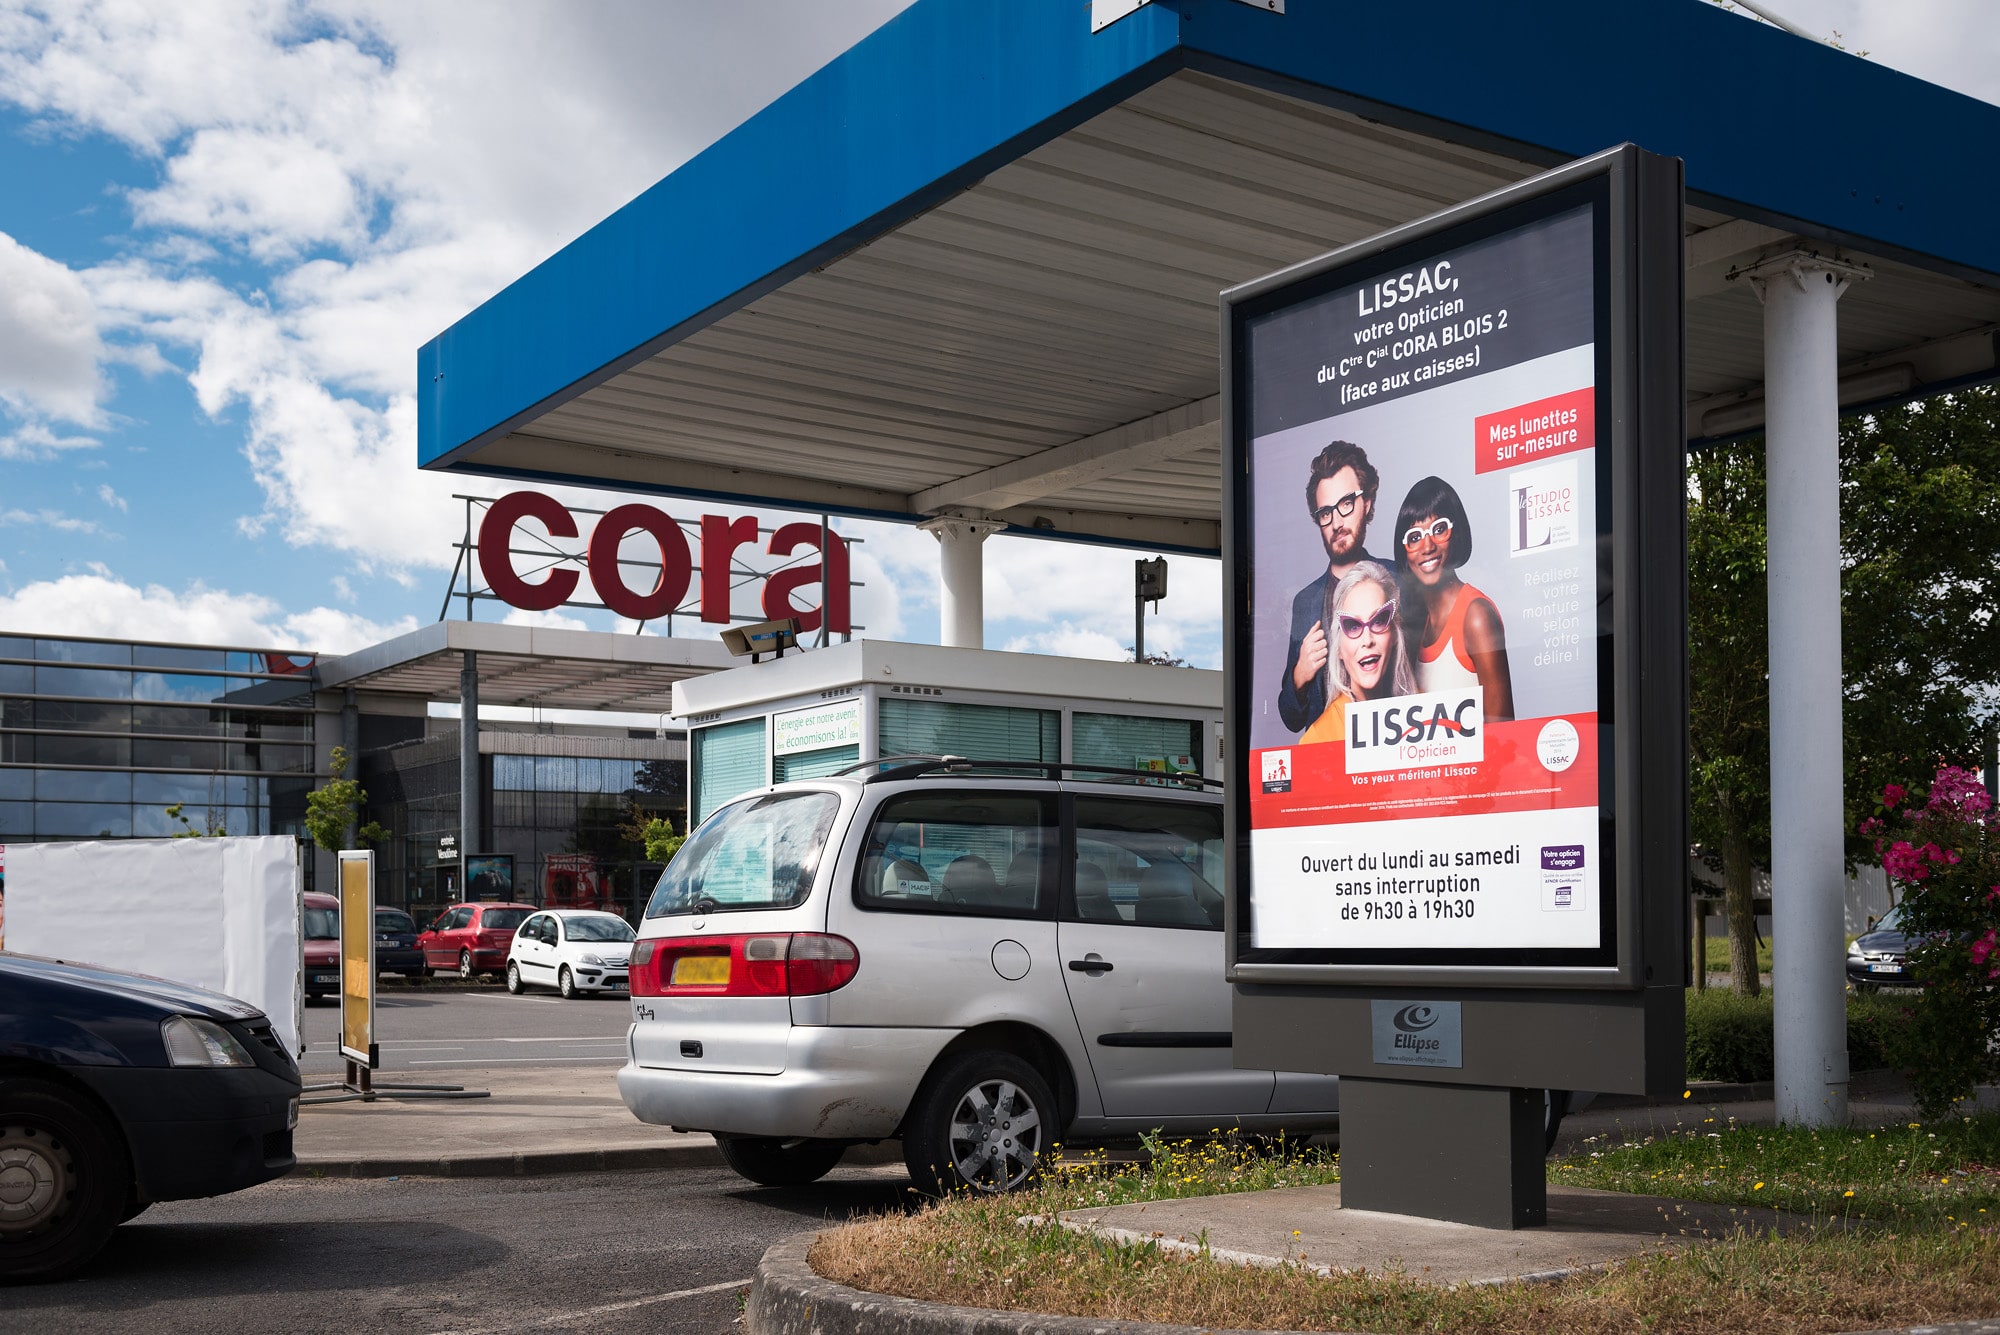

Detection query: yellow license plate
xmin=671 ymin=955 xmax=731 ymax=985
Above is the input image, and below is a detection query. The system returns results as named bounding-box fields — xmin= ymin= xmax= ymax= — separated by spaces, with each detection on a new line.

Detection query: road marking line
xmin=452 ymin=1277 xmax=751 ymax=1332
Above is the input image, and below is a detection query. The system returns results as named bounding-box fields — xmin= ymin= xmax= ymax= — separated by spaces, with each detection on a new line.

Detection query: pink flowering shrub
xmin=1869 ymin=766 xmax=2000 ymax=1117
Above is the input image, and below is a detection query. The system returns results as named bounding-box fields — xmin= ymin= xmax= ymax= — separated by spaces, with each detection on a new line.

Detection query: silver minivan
xmin=615 ymin=760 xmax=1340 ymax=1192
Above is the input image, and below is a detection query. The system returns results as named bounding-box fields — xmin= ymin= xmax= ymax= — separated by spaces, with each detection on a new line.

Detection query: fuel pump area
xmin=414 ymin=0 xmax=2000 ymax=1252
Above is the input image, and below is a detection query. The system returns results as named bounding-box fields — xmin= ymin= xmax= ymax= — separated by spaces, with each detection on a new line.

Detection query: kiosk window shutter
xmin=692 ymin=719 xmax=767 ymax=823
xmin=772 ymin=744 xmax=860 ymax=783
xmin=1072 ymin=713 xmax=1202 ymax=775
xmin=878 ymin=699 xmax=1058 ymax=763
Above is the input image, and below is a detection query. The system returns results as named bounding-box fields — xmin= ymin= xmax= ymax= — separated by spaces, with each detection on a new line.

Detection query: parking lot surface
xmin=15 ymin=1162 xmax=912 ymax=1334
xmin=300 ymin=985 xmax=631 ymax=1079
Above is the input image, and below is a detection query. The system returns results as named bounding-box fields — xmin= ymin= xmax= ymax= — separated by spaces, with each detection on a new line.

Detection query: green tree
xmin=1687 ymin=442 xmax=1771 ymax=995
xmin=1839 ymin=390 xmax=2000 ymax=856
xmin=1687 ymin=387 xmax=2000 ymax=995
xmin=303 ymin=746 xmax=390 ymax=854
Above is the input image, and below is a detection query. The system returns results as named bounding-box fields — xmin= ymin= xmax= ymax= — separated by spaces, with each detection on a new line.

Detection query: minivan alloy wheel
xmin=904 ymin=1049 xmax=1056 ymax=1196
xmin=949 ymin=1077 xmax=1043 ymax=1191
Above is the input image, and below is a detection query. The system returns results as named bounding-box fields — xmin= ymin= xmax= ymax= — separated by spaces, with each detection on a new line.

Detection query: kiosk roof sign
xmin=1223 ymin=145 xmax=1687 ymax=993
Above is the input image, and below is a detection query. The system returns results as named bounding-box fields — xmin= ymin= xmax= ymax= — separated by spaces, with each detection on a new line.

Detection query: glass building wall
xmin=0 ymin=635 xmax=317 ymax=847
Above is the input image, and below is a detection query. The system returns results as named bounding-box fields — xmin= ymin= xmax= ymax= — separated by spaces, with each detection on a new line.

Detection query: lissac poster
xmin=1242 ymin=205 xmax=1602 ymax=954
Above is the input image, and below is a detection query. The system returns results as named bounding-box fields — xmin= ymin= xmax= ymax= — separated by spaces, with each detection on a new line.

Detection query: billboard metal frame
xmin=1221 ymin=143 xmax=1687 ymax=996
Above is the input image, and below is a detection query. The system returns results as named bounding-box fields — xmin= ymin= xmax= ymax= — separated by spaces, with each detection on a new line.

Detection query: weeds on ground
xmin=1552 ymin=1110 xmax=2000 ymax=1226
xmin=807 ymin=1122 xmax=2000 ymax=1332
xmin=815 ymin=1196 xmax=2000 ymax=1333
xmin=1038 ymin=1130 xmax=1339 ymax=1213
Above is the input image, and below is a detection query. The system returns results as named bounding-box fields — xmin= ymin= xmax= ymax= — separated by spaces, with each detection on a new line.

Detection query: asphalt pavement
xmin=300 ymin=984 xmax=632 ymax=1079
xmin=13 ymin=1163 xmax=915 ymax=1334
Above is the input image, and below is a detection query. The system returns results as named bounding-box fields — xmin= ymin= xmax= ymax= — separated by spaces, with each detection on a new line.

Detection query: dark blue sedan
xmin=1847 ymin=903 xmax=1916 ymax=991
xmin=373 ymin=906 xmax=428 ymax=980
xmin=0 ymin=952 xmax=301 ymax=1282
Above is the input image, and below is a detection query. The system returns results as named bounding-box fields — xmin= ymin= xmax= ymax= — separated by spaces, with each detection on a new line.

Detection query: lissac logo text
xmin=1343 ymin=690 xmax=1483 ymax=775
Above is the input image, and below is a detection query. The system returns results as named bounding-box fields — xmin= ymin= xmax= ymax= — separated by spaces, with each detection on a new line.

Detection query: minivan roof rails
xmin=831 ymin=755 xmax=1221 ymax=790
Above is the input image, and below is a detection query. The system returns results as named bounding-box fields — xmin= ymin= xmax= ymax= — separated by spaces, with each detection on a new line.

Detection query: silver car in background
xmin=616 ymin=760 xmax=1340 ymax=1193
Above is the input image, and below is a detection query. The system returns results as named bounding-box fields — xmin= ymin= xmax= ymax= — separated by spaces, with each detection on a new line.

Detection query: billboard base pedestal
xmin=1338 ymin=1078 xmax=1545 ymax=1229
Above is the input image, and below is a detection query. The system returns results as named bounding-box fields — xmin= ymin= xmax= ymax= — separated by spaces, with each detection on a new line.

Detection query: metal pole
xmin=459 ymin=650 xmax=480 ymax=898
xmin=818 ymin=513 xmax=831 ymax=648
xmin=1750 ymin=252 xmax=1862 ymax=1127
xmin=341 ymin=687 xmax=360 ymax=849
xmin=1134 ymin=562 xmax=1146 ymax=662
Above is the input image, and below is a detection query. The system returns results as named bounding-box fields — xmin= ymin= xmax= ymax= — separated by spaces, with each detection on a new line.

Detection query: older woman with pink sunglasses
xmin=1299 ymin=560 xmax=1418 ymax=745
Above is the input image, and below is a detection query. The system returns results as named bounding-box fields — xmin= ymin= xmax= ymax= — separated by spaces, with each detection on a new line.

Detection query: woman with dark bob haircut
xmin=1393 ymin=475 xmax=1514 ymax=721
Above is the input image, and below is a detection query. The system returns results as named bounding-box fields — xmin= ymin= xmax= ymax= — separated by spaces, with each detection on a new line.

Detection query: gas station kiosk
xmin=673 ymin=639 xmax=1222 ymax=823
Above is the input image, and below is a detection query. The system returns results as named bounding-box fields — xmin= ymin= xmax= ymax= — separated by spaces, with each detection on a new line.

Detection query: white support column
xmin=1739 ymin=250 xmax=1869 ymax=1127
xmin=919 ymin=513 xmax=1005 ymax=649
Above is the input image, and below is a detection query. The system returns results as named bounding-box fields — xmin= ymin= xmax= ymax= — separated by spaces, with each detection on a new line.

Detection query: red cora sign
xmin=476 ymin=491 xmax=851 ymax=634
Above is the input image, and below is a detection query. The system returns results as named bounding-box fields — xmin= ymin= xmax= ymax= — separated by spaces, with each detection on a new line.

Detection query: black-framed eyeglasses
xmin=1312 ymin=489 xmax=1367 ymax=527
xmin=1401 ymin=517 xmax=1454 ymax=549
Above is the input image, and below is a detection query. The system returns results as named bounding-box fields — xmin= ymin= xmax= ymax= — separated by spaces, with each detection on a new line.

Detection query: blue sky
xmin=0 ymin=0 xmax=1991 ymax=666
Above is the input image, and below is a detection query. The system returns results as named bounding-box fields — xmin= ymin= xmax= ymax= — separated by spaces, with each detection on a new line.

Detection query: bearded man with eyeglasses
xmin=1278 ymin=440 xmax=1380 ymax=733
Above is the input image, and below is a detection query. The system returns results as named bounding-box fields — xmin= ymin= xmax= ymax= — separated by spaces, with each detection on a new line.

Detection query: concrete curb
xmin=745 ymin=1231 xmax=1330 ymax=1335
xmin=292 ymin=1142 xmax=726 ymax=1178
xmin=744 ymin=1230 xmax=1999 ymax=1335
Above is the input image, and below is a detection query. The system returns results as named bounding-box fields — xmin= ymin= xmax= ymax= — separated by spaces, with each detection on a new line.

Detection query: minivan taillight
xmin=629 ymin=933 xmax=859 ymax=999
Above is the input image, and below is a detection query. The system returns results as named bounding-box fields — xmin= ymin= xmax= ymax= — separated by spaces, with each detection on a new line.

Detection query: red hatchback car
xmin=418 ymin=902 xmax=534 ymax=979
xmin=303 ymin=891 xmax=340 ymax=1002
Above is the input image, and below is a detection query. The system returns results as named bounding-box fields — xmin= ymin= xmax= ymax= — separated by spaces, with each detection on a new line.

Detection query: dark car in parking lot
xmin=0 ymin=952 xmax=301 ymax=1282
xmin=373 ymin=906 xmax=426 ymax=980
xmin=1848 ymin=903 xmax=1916 ymax=991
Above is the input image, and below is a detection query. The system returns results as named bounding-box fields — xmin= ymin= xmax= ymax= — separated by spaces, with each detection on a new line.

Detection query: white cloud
xmin=500 ymin=606 xmax=591 ymax=632
xmin=0 ymin=231 xmax=107 ymax=425
xmin=96 ymin=483 xmax=126 ymax=511
xmin=0 ymin=570 xmax=413 ymax=652
xmin=0 ymin=1 xmax=917 ymax=580
xmin=0 ymin=422 xmax=99 ymax=461
xmin=1001 ymin=622 xmax=1133 ymax=662
xmin=1 ymin=507 xmax=112 ymax=536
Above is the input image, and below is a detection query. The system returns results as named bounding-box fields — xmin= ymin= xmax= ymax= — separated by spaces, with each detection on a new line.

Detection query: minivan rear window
xmin=645 ymin=791 xmax=840 ymax=918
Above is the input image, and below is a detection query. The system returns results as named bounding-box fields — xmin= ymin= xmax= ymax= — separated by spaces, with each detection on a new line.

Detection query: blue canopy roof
xmin=419 ymin=0 xmax=2000 ymax=552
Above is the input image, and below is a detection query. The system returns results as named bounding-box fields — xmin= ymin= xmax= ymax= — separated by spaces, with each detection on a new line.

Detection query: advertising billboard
xmin=338 ymin=849 xmax=376 ymax=1067
xmin=1224 ymin=145 xmax=1686 ymax=993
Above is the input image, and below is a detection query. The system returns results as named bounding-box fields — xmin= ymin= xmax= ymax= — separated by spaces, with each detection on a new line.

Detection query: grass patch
xmin=1702 ymin=936 xmax=1774 ymax=976
xmin=1552 ymin=1111 xmax=2000 ymax=1227
xmin=809 ymin=1125 xmax=2000 ymax=1332
xmin=1046 ymin=1130 xmax=1342 ymax=1211
xmin=816 ymin=1200 xmax=1999 ymax=1334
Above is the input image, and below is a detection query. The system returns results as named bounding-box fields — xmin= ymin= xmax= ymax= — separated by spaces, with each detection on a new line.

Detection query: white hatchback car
xmin=616 ymin=760 xmax=1342 ymax=1193
xmin=506 ymin=909 xmax=636 ymax=998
